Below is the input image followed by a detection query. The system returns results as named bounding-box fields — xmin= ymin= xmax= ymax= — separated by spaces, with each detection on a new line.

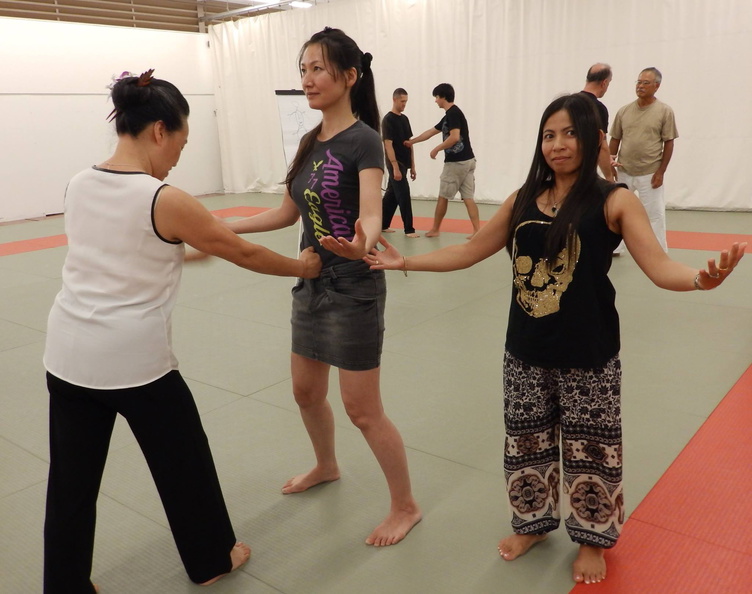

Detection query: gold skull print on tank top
xmin=512 ymin=220 xmax=581 ymax=318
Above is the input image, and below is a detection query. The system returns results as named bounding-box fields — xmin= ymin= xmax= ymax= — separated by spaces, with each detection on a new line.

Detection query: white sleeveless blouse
xmin=44 ymin=167 xmax=184 ymax=389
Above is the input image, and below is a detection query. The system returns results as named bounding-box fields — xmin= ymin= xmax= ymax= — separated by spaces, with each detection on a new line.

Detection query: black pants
xmin=382 ymin=162 xmax=415 ymax=234
xmin=43 ymin=371 xmax=235 ymax=593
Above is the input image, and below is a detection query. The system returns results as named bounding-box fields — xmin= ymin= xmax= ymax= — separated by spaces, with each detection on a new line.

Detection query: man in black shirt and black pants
xmin=406 ymin=83 xmax=480 ymax=238
xmin=382 ymin=88 xmax=419 ymax=237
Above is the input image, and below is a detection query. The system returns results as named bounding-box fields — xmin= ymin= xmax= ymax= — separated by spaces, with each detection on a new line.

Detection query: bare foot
xmin=572 ymin=544 xmax=607 ymax=584
xmin=281 ymin=467 xmax=340 ymax=494
xmin=497 ymin=533 xmax=548 ymax=561
xmin=200 ymin=542 xmax=251 ymax=586
xmin=382 ymin=228 xmax=396 ymax=233
xmin=405 ymin=233 xmax=420 ymax=238
xmin=365 ymin=506 xmax=422 ymax=547
xmin=425 ymin=230 xmax=440 ymax=238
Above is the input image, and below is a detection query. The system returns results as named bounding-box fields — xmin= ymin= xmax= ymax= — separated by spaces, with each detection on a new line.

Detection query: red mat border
xmin=571 ymin=365 xmax=752 ymax=593
xmin=1 ymin=209 xmax=750 ymax=257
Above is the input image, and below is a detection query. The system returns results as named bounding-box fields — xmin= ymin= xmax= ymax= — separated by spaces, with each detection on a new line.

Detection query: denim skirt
xmin=291 ymin=259 xmax=386 ymax=371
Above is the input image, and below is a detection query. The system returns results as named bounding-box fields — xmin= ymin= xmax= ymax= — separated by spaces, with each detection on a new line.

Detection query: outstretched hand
xmin=319 ymin=219 xmax=369 ymax=260
xmin=697 ymin=242 xmax=747 ymax=290
xmin=364 ymin=236 xmax=404 ymax=270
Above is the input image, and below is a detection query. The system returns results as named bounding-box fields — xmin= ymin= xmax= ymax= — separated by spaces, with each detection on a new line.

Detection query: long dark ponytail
xmin=506 ymin=94 xmax=602 ymax=265
xmin=284 ymin=27 xmax=379 ymax=189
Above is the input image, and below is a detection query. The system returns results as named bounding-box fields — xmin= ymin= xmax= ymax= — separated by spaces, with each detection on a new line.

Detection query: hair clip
xmin=106 ymin=70 xmax=135 ymax=91
xmin=137 ymin=69 xmax=155 ymax=87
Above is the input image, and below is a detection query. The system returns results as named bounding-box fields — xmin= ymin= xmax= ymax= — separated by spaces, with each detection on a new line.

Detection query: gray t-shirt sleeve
xmin=354 ymin=125 xmax=385 ymax=172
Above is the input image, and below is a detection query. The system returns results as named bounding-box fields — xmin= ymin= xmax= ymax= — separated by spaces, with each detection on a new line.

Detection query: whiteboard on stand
xmin=275 ymin=90 xmax=322 ymax=256
xmin=275 ymin=90 xmax=321 ymax=168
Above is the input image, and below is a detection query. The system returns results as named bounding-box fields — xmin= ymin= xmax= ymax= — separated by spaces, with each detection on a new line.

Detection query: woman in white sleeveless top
xmin=43 ymin=70 xmax=320 ymax=593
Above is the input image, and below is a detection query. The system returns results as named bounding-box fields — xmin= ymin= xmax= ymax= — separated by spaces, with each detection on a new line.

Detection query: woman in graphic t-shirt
xmin=226 ymin=28 xmax=421 ymax=547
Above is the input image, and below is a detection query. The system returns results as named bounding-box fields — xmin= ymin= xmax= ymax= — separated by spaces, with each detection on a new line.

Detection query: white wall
xmin=0 ymin=17 xmax=222 ymax=222
xmin=209 ymin=0 xmax=752 ymax=211
xmin=4 ymin=1 xmax=752 ymax=218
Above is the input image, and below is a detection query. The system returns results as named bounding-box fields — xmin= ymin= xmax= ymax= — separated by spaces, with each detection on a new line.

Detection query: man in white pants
xmin=609 ymin=67 xmax=678 ymax=253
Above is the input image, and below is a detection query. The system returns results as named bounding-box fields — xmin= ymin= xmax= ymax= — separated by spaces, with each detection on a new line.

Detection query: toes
xmin=497 ymin=545 xmax=514 ymax=560
xmin=281 ymin=478 xmax=303 ymax=494
xmin=497 ymin=539 xmax=517 ymax=561
xmin=574 ymin=572 xmax=606 ymax=584
xmin=366 ymin=533 xmax=394 ymax=547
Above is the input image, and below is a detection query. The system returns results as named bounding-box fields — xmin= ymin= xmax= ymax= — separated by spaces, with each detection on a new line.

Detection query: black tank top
xmin=505 ymin=180 xmax=624 ymax=368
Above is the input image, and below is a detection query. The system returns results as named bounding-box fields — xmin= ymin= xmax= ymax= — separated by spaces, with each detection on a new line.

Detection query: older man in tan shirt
xmin=609 ymin=67 xmax=678 ymax=252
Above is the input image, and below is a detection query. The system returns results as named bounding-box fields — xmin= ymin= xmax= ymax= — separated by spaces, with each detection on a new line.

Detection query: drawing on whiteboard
xmin=289 ymin=103 xmax=309 ymax=140
xmin=275 ymin=91 xmax=322 ymax=167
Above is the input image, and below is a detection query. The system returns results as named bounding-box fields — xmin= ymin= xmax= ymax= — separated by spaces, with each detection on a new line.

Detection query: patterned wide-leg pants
xmin=502 ymin=351 xmax=624 ymax=548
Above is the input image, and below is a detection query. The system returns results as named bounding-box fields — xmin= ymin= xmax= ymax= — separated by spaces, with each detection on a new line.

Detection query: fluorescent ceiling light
xmin=290 ymin=1 xmax=313 ymax=7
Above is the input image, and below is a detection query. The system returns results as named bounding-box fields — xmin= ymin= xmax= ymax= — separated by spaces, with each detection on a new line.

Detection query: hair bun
xmin=361 ymin=52 xmax=373 ymax=73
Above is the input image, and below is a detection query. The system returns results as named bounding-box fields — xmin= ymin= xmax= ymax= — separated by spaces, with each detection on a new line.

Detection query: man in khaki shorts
xmin=405 ymin=83 xmax=480 ymax=238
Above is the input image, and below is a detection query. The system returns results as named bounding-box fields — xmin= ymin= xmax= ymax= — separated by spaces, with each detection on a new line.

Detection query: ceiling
xmin=0 ymin=0 xmax=328 ymax=33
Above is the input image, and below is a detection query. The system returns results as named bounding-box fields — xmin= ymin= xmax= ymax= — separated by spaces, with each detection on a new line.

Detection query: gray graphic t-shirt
xmin=290 ymin=120 xmax=384 ymax=268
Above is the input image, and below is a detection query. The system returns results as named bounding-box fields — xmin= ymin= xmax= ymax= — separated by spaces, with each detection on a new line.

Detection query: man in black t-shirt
xmin=382 ymin=88 xmax=419 ymax=237
xmin=406 ymin=83 xmax=480 ymax=238
xmin=579 ymin=63 xmax=616 ymax=182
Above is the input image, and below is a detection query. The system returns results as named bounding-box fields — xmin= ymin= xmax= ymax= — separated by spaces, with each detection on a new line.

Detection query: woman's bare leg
xmin=282 ymin=354 xmax=341 ymax=494
xmin=339 ymin=367 xmax=421 ymax=546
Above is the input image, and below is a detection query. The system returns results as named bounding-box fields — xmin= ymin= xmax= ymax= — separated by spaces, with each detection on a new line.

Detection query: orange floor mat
xmin=667 ymin=230 xmax=752 ymax=252
xmin=571 ymin=365 xmax=752 ymax=593
xmin=1 ymin=213 xmax=749 ymax=257
xmin=0 ymin=207 xmax=269 ymax=256
xmin=397 ymin=219 xmax=752 ymax=247
xmin=0 ymin=234 xmax=67 ymax=257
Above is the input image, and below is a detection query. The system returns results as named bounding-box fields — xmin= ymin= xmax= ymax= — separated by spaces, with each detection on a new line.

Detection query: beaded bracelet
xmin=693 ymin=272 xmax=706 ymax=290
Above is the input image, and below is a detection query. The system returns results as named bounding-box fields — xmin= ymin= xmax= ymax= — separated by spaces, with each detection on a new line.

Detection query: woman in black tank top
xmin=365 ymin=93 xmax=745 ymax=585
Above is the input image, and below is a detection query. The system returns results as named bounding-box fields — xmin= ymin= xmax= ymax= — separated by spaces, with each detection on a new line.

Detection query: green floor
xmin=1 ymin=194 xmax=750 ymax=593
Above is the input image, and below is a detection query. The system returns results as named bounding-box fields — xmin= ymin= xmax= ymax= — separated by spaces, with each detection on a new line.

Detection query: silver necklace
xmin=549 ymin=190 xmax=564 ymax=216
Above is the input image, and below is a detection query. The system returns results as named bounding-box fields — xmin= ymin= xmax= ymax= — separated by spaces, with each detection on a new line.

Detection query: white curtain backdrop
xmin=209 ymin=0 xmax=752 ymax=210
